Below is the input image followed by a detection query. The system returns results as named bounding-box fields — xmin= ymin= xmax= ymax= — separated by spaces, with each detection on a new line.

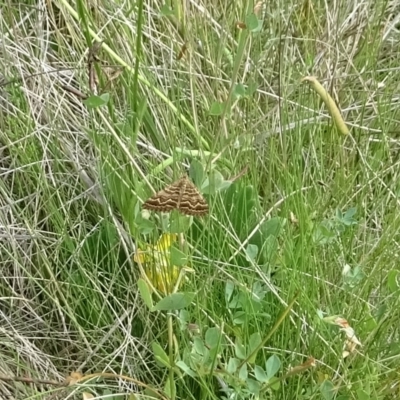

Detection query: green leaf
xmin=266 ymin=355 xmax=281 ymax=379
xmin=245 ymin=13 xmax=259 ymax=30
xmin=83 ymin=93 xmax=110 ymax=108
xmin=170 ymin=245 xmax=187 ymax=267
xmin=343 ymin=264 xmax=366 ymax=287
xmin=387 ymin=270 xmax=399 ymax=293
xmin=201 ymin=170 xmax=230 ymax=195
xmin=313 ymin=222 xmax=336 ymax=244
xmin=169 ymin=212 xmax=192 ymax=233
xmin=152 ymin=342 xmax=170 ymax=368
xmin=261 ymin=217 xmax=285 ymax=237
xmin=340 ymin=207 xmax=358 ymax=226
xmin=178 ymin=309 xmax=190 ymax=330
xmin=227 ymin=357 xmax=240 ymax=374
xmin=269 ymin=376 xmax=280 ymax=391
xmin=235 ymin=339 xmax=246 ymax=359
xmin=137 ymin=278 xmax=153 ymax=309
xmin=233 ymin=310 xmax=246 ymax=325
xmin=152 ymin=292 xmax=195 ymax=311
xmin=209 ymin=101 xmax=224 ymax=116
xmin=193 ymin=337 xmax=206 ymax=355
xmin=251 ymin=281 xmax=267 ymax=302
xmin=176 ymin=361 xmax=197 ymax=377
xmin=248 ymin=332 xmax=262 ymax=363
xmin=245 ymin=244 xmax=258 ymax=262
xmin=239 ymin=363 xmax=248 ymax=381
xmin=320 ymin=380 xmax=335 ymax=400
xmin=189 ymin=159 xmax=204 ymax=187
xmin=144 ymin=387 xmax=161 ymax=399
xmin=205 ymin=327 xmax=221 ymax=349
xmin=356 ymin=389 xmax=370 ymax=400
xmin=164 ymin=376 xmax=176 ymax=399
xmin=246 ymin=378 xmax=260 ymax=394
xmin=245 ymin=13 xmax=262 ymax=32
xmin=135 ymin=215 xmax=156 ymax=235
xmin=233 ymin=83 xmax=247 ymax=99
xmin=254 ymin=365 xmax=268 ymax=382
xmin=249 ymin=218 xmax=284 ymax=264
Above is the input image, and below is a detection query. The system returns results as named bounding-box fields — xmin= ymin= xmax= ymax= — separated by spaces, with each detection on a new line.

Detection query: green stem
xmin=167 ymin=314 xmax=176 ymax=400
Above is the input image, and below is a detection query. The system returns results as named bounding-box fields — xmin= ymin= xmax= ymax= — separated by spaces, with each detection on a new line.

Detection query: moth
xmin=142 ymin=175 xmax=209 ymax=216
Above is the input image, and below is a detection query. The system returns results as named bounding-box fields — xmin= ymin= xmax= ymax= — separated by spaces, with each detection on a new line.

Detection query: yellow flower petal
xmin=134 ymin=234 xmax=182 ymax=294
xmin=146 ymin=264 xmax=181 ymax=294
xmin=156 ymin=233 xmax=177 ymax=251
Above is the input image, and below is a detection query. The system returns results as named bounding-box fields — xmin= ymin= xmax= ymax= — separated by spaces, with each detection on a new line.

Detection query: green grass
xmin=0 ymin=0 xmax=400 ymax=399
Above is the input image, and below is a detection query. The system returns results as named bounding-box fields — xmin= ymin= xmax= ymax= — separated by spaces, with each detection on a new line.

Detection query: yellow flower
xmin=134 ymin=234 xmax=181 ymax=294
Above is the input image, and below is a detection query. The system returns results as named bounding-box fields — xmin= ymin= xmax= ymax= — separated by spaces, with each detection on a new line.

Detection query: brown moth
xmin=142 ymin=175 xmax=209 ymax=216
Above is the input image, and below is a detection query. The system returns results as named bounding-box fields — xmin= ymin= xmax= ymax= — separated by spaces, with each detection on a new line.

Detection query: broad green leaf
xmin=340 ymin=207 xmax=358 ymax=226
xmin=361 ymin=312 xmax=377 ymax=332
xmin=169 ymin=212 xmax=192 ymax=233
xmin=266 ymin=355 xmax=281 ymax=378
xmin=251 ymin=281 xmax=267 ymax=302
xmin=254 ymin=365 xmax=268 ymax=383
xmin=320 ymin=380 xmax=335 ymax=400
xmin=189 ymin=160 xmax=204 ymax=187
xmin=164 ymin=376 xmax=176 ymax=399
xmin=343 ymin=265 xmax=366 ymax=287
xmin=227 ymin=357 xmax=240 ymax=374
xmin=209 ymin=101 xmax=224 ymax=116
xmin=269 ymin=376 xmax=280 ymax=391
xmin=193 ymin=337 xmax=206 ymax=355
xmin=152 ymin=292 xmax=194 ymax=311
xmin=238 ymin=363 xmax=248 ymax=380
xmin=245 ymin=244 xmax=258 ymax=262
xmin=201 ymin=170 xmax=229 ymax=195
xmin=233 ymin=310 xmax=246 ymax=325
xmin=154 ymin=355 xmax=170 ymax=369
xmin=178 ymin=309 xmax=190 ymax=330
xmin=176 ymin=361 xmax=197 ymax=377
xmin=137 ymin=278 xmax=153 ymax=309
xmin=83 ymin=93 xmax=110 ymax=108
xmin=135 ymin=215 xmax=156 ymax=235
xmin=313 ymin=222 xmax=336 ymax=244
xmin=248 ymin=332 xmax=262 ymax=363
xmin=261 ymin=217 xmax=284 ymax=237
xmin=235 ymin=339 xmax=246 ymax=359
xmin=170 ymin=245 xmax=187 ymax=267
xmin=152 ymin=342 xmax=170 ymax=368
xmin=246 ymin=378 xmax=260 ymax=394
xmin=245 ymin=13 xmax=259 ymax=30
xmin=205 ymin=327 xmax=221 ymax=349
xmin=233 ymin=83 xmax=247 ymax=99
